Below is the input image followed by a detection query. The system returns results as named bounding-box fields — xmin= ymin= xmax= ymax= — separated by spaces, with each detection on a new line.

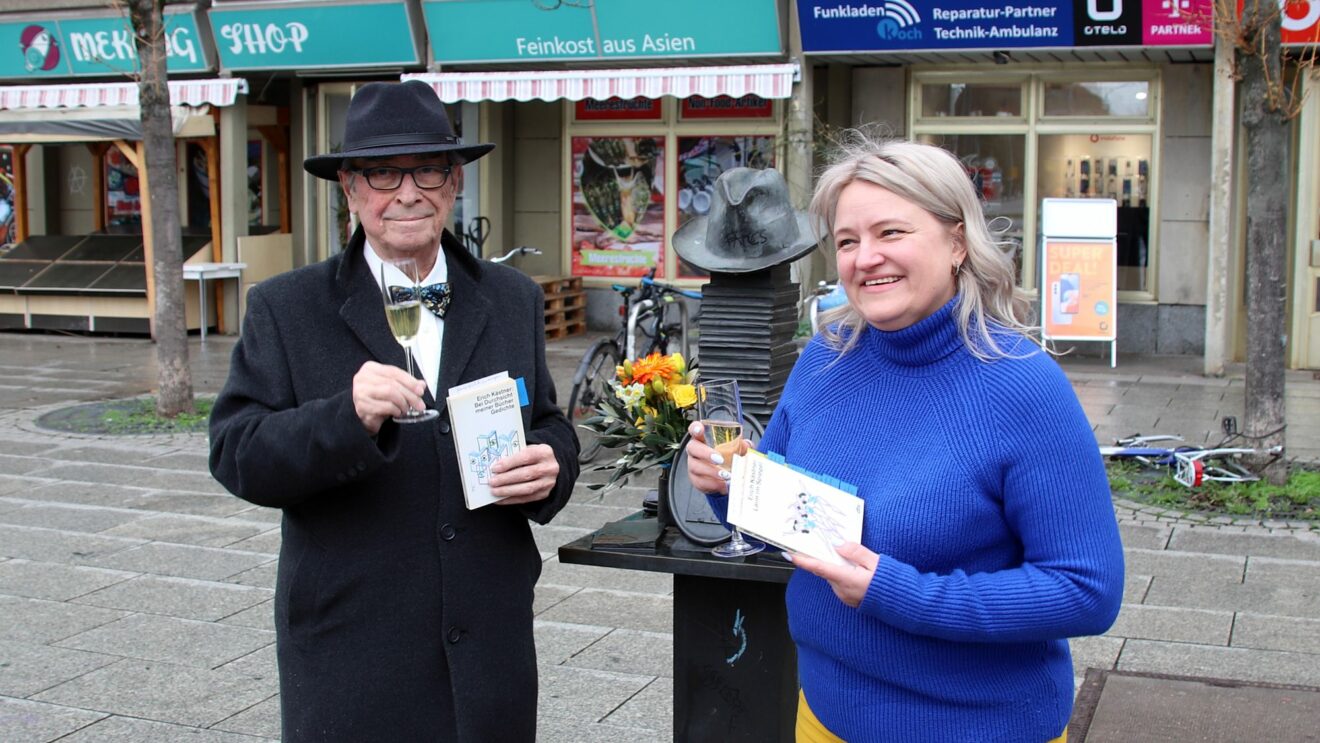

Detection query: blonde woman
xmin=687 ymin=136 xmax=1123 ymax=742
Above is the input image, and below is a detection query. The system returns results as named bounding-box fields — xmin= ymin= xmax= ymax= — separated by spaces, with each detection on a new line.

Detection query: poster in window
xmin=571 ymin=136 xmax=665 ymax=278
xmin=247 ymin=140 xmax=263 ymax=226
xmin=186 ymin=143 xmax=210 ymax=229
xmin=186 ymin=141 xmax=264 ymax=230
xmin=675 ymin=135 xmax=776 ymax=278
xmin=105 ymin=148 xmax=141 ymax=228
xmin=0 ymin=147 xmax=14 ymax=249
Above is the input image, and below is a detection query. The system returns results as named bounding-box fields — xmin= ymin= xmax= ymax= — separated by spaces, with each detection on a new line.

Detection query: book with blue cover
xmin=727 ymin=452 xmax=864 ymax=566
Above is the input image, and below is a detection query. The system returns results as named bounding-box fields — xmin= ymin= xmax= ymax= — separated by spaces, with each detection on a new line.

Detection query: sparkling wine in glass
xmin=381 ymin=258 xmax=438 ymax=423
xmin=700 ymin=379 xmax=763 ymax=558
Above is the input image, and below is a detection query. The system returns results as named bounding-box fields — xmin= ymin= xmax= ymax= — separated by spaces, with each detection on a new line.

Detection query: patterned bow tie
xmin=388 ymin=284 xmax=451 ymax=318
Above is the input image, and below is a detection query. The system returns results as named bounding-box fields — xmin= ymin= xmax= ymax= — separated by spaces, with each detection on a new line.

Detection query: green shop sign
xmin=423 ymin=0 xmax=782 ymax=64
xmin=0 ymin=9 xmax=211 ymax=80
xmin=209 ymin=1 xmax=421 ymax=71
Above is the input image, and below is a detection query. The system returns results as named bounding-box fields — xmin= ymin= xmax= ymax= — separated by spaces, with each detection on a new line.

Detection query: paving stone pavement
xmin=0 ymin=332 xmax=1317 ymax=741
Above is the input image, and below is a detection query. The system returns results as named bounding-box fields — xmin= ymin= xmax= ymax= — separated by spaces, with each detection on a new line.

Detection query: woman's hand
xmin=684 ymin=421 xmax=732 ymax=494
xmin=785 ymin=542 xmax=880 ymax=608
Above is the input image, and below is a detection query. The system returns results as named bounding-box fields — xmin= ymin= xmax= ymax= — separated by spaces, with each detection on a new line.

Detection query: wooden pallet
xmin=534 ymin=275 xmax=587 ymax=340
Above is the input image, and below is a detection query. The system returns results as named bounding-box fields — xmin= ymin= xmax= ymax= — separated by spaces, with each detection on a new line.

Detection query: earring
xmin=951 ymin=262 xmax=962 ymax=277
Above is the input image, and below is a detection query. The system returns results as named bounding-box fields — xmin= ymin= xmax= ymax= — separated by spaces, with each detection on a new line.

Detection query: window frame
xmin=910 ymin=66 xmax=1161 ymax=302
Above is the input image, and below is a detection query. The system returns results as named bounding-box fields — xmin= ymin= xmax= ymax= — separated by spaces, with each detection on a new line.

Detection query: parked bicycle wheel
xmin=568 ymin=340 xmax=622 ymax=464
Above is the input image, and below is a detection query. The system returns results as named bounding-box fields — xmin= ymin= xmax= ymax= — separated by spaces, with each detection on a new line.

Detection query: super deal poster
xmin=1042 ymin=238 xmax=1116 ymax=340
xmin=570 ymin=136 xmax=665 ymax=278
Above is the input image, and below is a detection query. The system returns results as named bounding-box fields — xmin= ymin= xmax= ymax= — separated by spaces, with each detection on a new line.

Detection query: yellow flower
xmin=662 ymin=353 xmax=687 ymax=382
xmin=669 ymin=384 xmax=697 ymax=409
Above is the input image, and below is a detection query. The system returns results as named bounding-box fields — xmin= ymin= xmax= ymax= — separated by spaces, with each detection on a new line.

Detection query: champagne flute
xmin=699 ymin=379 xmax=763 ymax=558
xmin=381 ymin=257 xmax=438 ymax=423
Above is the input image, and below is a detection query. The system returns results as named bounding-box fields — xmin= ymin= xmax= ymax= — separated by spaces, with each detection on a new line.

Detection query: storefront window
xmin=912 ymin=71 xmax=1158 ymax=298
xmin=917 ymin=133 xmax=1027 ymax=271
xmin=565 ymin=96 xmax=779 ymax=283
xmin=570 ymin=136 xmax=666 ymax=278
xmin=1042 ymin=81 xmax=1150 ymax=117
xmin=1037 ymin=134 xmax=1152 ymax=292
xmin=674 ymin=135 xmax=776 ymax=278
xmin=920 ymin=83 xmax=1023 ymax=118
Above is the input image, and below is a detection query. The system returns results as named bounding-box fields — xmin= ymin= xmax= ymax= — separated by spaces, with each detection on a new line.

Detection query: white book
xmin=446 ymin=372 xmax=526 ymax=510
xmin=727 ymin=453 xmax=864 ymax=567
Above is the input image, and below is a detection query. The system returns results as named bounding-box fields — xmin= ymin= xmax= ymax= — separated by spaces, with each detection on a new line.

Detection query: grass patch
xmin=1108 ymin=459 xmax=1320 ymax=521
xmin=36 ymin=397 xmax=214 ymax=435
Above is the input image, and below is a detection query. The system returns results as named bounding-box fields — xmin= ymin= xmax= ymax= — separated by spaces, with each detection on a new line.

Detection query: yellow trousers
xmin=795 ymin=689 xmax=1068 ymax=743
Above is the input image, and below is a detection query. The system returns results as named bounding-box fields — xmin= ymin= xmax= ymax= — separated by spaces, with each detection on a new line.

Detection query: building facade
xmin=1 ymin=0 xmax=1317 ymax=370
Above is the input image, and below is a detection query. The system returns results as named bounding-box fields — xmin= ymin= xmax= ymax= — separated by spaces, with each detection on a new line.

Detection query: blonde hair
xmin=810 ymin=134 xmax=1036 ymax=359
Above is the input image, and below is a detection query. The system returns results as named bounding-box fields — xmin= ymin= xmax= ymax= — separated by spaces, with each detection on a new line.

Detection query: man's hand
xmin=352 ymin=361 xmax=427 ymax=435
xmin=489 ymin=444 xmax=560 ymax=506
xmin=784 ymin=542 xmax=880 ymax=608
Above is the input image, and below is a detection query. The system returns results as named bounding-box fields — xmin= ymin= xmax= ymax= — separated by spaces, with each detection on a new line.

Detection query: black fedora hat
xmin=672 ymin=168 xmax=819 ymax=274
xmin=303 ymin=80 xmax=494 ymax=180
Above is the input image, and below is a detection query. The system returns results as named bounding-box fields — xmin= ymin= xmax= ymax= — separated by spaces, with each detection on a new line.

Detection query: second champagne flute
xmin=699 ymin=379 xmax=763 ymax=558
xmin=381 ymin=257 xmax=438 ymax=423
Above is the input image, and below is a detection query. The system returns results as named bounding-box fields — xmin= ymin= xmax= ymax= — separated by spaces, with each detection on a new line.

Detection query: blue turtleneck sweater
xmin=752 ymin=301 xmax=1123 ymax=742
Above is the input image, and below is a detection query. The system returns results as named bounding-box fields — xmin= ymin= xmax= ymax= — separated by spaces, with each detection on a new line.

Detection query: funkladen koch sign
xmin=797 ymin=0 xmax=1215 ymax=53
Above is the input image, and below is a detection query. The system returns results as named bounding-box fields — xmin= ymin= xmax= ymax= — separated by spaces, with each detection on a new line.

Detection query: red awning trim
xmin=404 ymin=64 xmax=798 ymax=103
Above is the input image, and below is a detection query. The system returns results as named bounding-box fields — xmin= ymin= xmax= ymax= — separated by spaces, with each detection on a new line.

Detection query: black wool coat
xmin=209 ymin=227 xmax=579 ymax=741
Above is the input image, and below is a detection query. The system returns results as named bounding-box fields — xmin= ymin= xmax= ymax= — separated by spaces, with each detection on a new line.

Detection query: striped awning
xmin=0 ymin=78 xmax=248 ymax=111
xmin=403 ymin=64 xmax=798 ymax=103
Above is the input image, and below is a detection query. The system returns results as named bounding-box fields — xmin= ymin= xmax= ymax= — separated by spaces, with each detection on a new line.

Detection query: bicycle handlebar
xmin=609 ymin=277 xmax=701 ymax=301
xmin=641 ymin=276 xmax=702 ymax=300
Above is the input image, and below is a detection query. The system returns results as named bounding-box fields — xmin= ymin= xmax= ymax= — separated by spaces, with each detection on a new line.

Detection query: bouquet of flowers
xmin=580 ymin=351 xmax=697 ymax=490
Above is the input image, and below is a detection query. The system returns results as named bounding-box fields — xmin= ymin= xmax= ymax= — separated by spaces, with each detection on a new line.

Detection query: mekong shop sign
xmin=208 ymin=0 xmax=422 ymax=71
xmin=0 ymin=7 xmax=212 ymax=80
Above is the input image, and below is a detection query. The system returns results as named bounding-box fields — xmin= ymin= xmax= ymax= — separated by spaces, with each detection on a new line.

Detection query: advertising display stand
xmin=1040 ymin=198 xmax=1119 ymax=367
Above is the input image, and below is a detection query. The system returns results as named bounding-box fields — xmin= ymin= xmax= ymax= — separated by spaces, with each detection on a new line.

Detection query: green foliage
xmin=1107 ymin=459 xmax=1320 ymax=521
xmin=35 ymin=397 xmax=212 ymax=435
xmin=99 ymin=397 xmax=212 ymax=434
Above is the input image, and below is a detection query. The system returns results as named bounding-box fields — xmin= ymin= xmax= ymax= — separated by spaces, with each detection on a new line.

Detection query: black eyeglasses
xmin=353 ymin=164 xmax=453 ymax=191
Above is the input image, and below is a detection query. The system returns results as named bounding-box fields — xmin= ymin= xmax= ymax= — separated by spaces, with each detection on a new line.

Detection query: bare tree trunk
xmin=1238 ymin=3 xmax=1288 ymax=484
xmin=127 ymin=0 xmax=193 ymax=417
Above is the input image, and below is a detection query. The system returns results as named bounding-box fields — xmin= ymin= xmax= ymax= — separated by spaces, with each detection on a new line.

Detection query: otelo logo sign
xmin=876 ymin=0 xmax=922 ymax=41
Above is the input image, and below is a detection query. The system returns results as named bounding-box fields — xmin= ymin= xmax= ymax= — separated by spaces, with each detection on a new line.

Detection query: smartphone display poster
xmin=1041 ymin=238 xmax=1116 ymax=341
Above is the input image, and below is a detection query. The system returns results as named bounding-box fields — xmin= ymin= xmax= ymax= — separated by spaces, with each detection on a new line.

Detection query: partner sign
xmin=797 ymin=0 xmax=1213 ymax=53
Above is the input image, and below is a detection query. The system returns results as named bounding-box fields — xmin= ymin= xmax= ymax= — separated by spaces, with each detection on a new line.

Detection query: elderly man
xmin=209 ymin=81 xmax=579 ymax=741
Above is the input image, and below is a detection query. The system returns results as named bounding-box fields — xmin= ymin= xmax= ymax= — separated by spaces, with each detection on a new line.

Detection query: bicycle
xmin=804 ymin=280 xmax=848 ymax=335
xmin=1100 ymin=419 xmax=1283 ymax=488
xmin=567 ymin=268 xmax=701 ymax=464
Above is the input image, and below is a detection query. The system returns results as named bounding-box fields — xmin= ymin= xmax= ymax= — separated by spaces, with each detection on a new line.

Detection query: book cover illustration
xmin=446 ymin=372 xmax=527 ymax=510
xmin=467 ymin=429 xmax=522 ymax=486
xmin=727 ymin=453 xmax=863 ymax=567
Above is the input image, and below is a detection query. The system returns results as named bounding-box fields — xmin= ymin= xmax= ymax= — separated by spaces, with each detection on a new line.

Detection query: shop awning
xmin=0 ymin=78 xmax=248 ymax=111
xmin=403 ymin=64 xmax=798 ymax=103
xmin=0 ymin=78 xmax=247 ymax=143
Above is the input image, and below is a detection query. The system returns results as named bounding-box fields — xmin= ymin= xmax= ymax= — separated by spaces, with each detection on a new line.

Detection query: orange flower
xmin=629 ymin=352 xmax=677 ymax=386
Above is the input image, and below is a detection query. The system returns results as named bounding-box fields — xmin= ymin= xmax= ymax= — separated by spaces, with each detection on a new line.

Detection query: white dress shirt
xmin=363 ymin=243 xmax=446 ymax=397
